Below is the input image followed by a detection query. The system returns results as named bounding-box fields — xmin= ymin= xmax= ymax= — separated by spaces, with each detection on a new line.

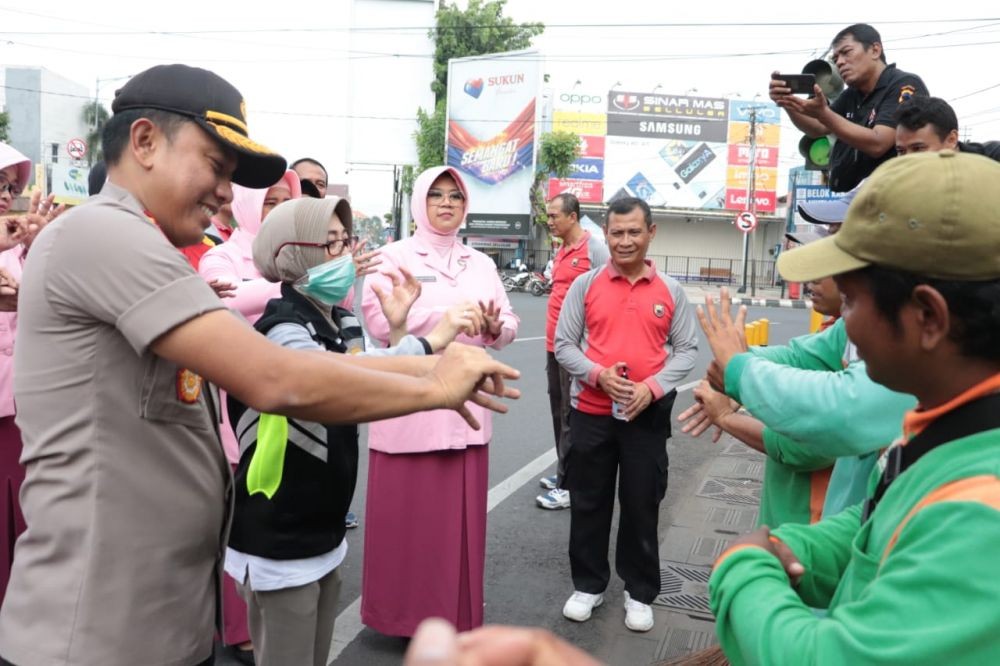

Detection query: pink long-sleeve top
xmin=0 ymin=247 xmax=24 ymax=417
xmin=361 ymin=167 xmax=519 ymax=454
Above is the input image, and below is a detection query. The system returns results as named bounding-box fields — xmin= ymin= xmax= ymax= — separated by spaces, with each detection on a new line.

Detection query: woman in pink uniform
xmin=0 ymin=143 xmax=62 ymax=605
xmin=360 ymin=165 xmax=519 ymax=636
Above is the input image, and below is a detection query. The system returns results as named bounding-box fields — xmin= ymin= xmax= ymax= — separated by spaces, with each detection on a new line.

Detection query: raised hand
xmin=696 ymin=286 xmax=748 ymax=373
xmin=425 ymin=303 xmax=478 ymax=352
xmin=371 ymin=267 xmax=423 ymax=333
xmin=352 ymin=239 xmax=382 ymax=278
xmin=478 ymin=298 xmax=504 ymax=338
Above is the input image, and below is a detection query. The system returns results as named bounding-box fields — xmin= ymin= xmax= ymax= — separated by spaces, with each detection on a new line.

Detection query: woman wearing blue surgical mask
xmin=224 ymin=196 xmax=474 ymax=666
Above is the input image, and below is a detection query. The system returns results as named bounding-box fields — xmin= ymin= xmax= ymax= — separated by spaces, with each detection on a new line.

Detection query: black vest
xmin=227 ymin=285 xmax=360 ymax=560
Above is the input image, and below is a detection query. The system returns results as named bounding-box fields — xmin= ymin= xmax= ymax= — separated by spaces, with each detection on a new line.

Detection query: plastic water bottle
xmin=611 ymin=366 xmax=629 ymax=421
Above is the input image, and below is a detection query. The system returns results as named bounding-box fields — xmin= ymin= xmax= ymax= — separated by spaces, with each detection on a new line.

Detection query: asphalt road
xmin=218 ymin=291 xmax=810 ymax=665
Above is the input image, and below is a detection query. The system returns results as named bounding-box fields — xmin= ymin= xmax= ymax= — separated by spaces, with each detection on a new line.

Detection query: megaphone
xmin=802 ymin=60 xmax=844 ymax=101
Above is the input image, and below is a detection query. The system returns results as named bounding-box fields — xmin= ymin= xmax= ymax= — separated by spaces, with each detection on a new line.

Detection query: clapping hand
xmin=371 ymin=267 xmax=423 ymax=333
xmin=352 ymin=239 xmax=382 ymax=278
xmin=478 ymin=299 xmax=503 ymax=338
xmin=696 ymin=287 xmax=748 ymax=377
xmin=0 ymin=267 xmax=18 ymax=312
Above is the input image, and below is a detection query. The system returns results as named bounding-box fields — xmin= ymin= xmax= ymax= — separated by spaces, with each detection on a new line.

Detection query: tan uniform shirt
xmin=0 ymin=181 xmax=230 ymax=666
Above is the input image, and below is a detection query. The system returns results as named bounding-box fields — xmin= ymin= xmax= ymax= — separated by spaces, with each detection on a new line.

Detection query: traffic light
xmin=799 ymin=135 xmax=832 ymax=171
xmin=797 ymin=60 xmax=843 ymax=170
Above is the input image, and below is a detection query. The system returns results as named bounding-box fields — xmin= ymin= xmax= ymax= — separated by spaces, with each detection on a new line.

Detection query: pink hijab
xmin=0 ymin=144 xmax=31 ymax=215
xmin=229 ymin=169 xmax=302 ymax=254
xmin=411 ymin=165 xmax=470 ymax=255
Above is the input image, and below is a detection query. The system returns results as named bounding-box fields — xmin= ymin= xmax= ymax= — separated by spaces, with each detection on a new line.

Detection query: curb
xmin=731 ymin=297 xmax=811 ymax=309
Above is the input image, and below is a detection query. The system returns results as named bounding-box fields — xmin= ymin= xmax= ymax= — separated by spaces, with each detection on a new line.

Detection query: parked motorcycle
xmin=528 ymin=272 xmax=551 ymax=297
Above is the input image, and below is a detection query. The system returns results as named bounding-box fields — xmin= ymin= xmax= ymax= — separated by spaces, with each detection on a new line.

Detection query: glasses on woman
xmin=427 ymin=189 xmax=466 ymax=206
xmin=0 ymin=180 xmax=21 ymax=197
xmin=273 ymin=235 xmax=359 ymax=259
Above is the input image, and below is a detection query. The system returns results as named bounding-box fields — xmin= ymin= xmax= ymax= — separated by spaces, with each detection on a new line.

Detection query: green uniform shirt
xmin=710 ymin=423 xmax=1000 ymax=665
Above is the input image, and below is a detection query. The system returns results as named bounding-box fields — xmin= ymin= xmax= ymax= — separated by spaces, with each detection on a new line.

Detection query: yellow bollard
xmin=745 ymin=321 xmax=760 ymax=346
xmin=809 ymin=309 xmax=824 ymax=334
xmin=758 ymin=318 xmax=769 ymax=346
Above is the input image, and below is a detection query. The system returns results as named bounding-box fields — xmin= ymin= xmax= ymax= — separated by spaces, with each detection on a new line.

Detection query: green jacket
xmin=725 ymin=319 xmax=916 ymax=517
xmin=710 ymin=426 xmax=1000 ymax=665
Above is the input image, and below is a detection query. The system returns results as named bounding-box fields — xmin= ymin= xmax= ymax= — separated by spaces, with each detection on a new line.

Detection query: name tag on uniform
xmin=415 ymin=275 xmax=437 ymax=283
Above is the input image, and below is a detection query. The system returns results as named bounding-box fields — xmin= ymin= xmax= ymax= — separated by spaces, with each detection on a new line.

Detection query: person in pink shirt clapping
xmin=360 ymin=165 xmax=519 ymax=637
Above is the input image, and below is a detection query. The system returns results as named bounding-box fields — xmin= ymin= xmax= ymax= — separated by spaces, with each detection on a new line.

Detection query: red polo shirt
xmin=546 ymin=231 xmax=607 ymax=352
xmin=577 ymin=261 xmax=677 ymax=415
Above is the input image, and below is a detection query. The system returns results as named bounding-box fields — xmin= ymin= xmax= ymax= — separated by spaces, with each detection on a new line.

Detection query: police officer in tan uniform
xmin=0 ymin=64 xmax=518 ymax=666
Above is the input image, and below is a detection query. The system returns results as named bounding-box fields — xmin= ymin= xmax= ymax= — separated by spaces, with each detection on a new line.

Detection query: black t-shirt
xmin=828 ymin=64 xmax=929 ymax=192
xmin=959 ymin=140 xmax=1000 ymax=162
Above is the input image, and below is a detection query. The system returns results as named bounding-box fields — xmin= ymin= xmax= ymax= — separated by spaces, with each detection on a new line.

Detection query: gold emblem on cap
xmin=240 ymin=99 xmax=247 ymax=122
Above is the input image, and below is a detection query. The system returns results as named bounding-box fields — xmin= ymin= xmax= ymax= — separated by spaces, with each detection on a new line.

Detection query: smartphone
xmin=626 ymin=172 xmax=666 ymax=207
xmin=776 ymin=73 xmax=816 ymax=95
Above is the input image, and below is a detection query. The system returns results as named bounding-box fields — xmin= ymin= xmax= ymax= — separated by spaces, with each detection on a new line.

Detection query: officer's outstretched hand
xmin=429 ymin=343 xmax=520 ymax=429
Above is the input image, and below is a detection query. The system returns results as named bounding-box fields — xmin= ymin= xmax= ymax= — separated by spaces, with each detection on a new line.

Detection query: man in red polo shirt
xmin=537 ymin=193 xmax=610 ymax=510
xmin=554 ymin=197 xmax=698 ymax=632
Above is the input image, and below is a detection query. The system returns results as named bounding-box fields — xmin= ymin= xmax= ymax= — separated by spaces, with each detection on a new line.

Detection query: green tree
xmin=0 ymin=111 xmax=9 ymax=143
xmin=429 ymin=0 xmax=543 ymax=105
xmin=81 ymin=103 xmax=110 ymax=165
xmin=411 ymin=0 xmax=543 ymax=179
xmin=530 ymin=130 xmax=580 ymax=226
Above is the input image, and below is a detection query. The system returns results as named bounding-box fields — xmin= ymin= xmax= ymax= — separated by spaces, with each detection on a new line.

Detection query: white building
xmin=1 ymin=67 xmax=92 ymax=176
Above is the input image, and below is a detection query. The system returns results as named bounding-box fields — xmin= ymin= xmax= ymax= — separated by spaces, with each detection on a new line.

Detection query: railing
xmin=485 ymin=249 xmax=778 ymax=288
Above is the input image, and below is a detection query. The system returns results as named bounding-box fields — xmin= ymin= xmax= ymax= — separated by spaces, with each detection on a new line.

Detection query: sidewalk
xmin=596 ymin=436 xmax=765 ymax=664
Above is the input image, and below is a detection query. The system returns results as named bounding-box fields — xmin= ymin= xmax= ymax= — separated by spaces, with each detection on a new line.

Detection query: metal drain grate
xmin=653 ymin=560 xmax=714 ymax=620
xmin=713 ymin=458 xmax=764 ymax=480
xmin=697 ymin=476 xmax=761 ymax=506
xmin=718 ymin=440 xmax=763 ymax=459
xmin=690 ymin=535 xmax=732 ymax=564
xmin=655 ymin=627 xmax=718 ymax=660
xmin=706 ymin=506 xmax=758 ymax=532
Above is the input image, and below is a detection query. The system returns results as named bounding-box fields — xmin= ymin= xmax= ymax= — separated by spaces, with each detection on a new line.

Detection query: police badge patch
xmin=898 ymin=84 xmax=916 ymax=104
xmin=653 ymin=304 xmax=665 ymax=318
xmin=571 ymin=258 xmax=579 ymax=267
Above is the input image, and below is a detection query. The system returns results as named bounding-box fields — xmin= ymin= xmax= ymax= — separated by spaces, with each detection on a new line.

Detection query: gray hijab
xmin=252 ymin=196 xmax=353 ymax=283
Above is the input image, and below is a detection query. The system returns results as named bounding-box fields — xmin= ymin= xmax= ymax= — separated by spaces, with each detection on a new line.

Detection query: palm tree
xmin=81 ymin=103 xmax=110 ymax=166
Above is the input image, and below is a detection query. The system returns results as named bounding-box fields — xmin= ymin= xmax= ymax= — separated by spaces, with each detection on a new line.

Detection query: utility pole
xmin=737 ymin=106 xmax=759 ymax=294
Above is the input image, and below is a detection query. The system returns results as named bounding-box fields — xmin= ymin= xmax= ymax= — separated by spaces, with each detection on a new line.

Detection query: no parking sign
xmin=734 ymin=210 xmax=758 ymax=233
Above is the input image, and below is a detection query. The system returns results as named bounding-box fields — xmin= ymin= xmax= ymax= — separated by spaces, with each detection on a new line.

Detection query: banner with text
xmin=446 ymin=51 xmax=540 ymax=236
xmin=602 ymin=91 xmax=780 ymax=213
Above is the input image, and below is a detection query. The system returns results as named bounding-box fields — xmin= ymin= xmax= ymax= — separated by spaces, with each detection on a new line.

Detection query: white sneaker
xmin=562 ymin=591 xmax=604 ymax=622
xmin=623 ymin=591 xmax=654 ymax=632
xmin=539 ymin=474 xmax=558 ymax=490
xmin=536 ymin=488 xmax=570 ymax=510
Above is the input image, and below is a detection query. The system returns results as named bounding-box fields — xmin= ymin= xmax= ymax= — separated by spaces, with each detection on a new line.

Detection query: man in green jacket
xmin=708 ymin=151 xmax=1000 ymax=664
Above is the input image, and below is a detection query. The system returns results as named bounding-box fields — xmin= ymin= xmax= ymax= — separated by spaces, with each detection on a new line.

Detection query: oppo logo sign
xmin=560 ymin=93 xmax=603 ymax=105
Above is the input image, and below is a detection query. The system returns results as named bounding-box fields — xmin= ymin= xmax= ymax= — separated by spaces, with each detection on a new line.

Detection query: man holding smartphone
xmin=770 ymin=23 xmax=928 ymax=192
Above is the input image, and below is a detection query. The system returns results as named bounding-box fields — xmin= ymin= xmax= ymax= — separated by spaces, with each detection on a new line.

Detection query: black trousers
xmin=545 ymin=351 xmax=573 ymax=486
xmin=564 ymin=391 xmax=676 ymax=604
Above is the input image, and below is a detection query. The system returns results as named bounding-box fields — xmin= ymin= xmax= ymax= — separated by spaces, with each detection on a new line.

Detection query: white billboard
xmin=446 ymin=50 xmax=540 ymax=237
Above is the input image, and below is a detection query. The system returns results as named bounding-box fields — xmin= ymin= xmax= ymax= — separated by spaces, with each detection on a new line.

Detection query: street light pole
xmin=737 ymin=105 xmax=759 ymax=294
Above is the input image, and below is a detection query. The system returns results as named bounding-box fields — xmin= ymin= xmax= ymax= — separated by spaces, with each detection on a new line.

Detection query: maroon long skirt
xmin=0 ymin=416 xmax=26 ymax=607
xmin=222 ymin=462 xmax=250 ymax=646
xmin=361 ymin=444 xmax=488 ymax=637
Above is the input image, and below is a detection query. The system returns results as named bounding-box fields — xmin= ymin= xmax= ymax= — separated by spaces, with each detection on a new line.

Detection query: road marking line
xmin=328 ymin=449 xmax=557 ymax=662
xmin=330 ymin=377 xmax=700 ymax=661
xmin=512 ymin=335 xmax=545 ymax=343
